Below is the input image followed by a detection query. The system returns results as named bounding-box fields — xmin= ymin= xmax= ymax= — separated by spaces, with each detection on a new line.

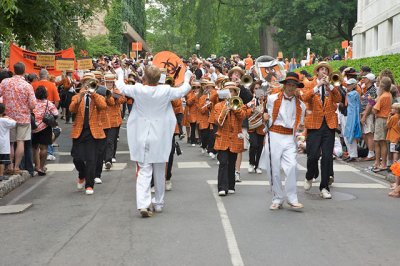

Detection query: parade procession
xmin=1 ymin=0 xmax=400 ymax=265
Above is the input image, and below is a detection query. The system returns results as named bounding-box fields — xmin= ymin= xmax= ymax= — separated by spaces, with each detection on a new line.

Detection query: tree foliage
xmin=146 ymin=0 xmax=357 ymax=59
xmin=0 ymin=0 xmax=108 ymax=52
xmin=86 ymin=35 xmax=120 ymax=57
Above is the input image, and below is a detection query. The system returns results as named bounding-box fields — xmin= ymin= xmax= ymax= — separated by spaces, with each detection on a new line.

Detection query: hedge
xmin=298 ymin=53 xmax=400 ymax=84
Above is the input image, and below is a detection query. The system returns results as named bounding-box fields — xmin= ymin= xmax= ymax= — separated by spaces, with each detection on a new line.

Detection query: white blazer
xmin=115 ymin=70 xmax=191 ymax=163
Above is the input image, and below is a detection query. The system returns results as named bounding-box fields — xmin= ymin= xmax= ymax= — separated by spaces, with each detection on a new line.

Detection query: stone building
xmin=352 ymin=0 xmax=400 ymax=58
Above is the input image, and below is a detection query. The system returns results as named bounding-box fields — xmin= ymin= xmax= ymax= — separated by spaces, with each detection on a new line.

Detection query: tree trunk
xmin=259 ymin=23 xmax=279 ymax=57
xmin=53 ymin=23 xmax=62 ymax=50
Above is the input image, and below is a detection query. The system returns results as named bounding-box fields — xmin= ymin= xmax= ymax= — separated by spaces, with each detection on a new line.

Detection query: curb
xmin=0 ymin=171 xmax=31 ymax=198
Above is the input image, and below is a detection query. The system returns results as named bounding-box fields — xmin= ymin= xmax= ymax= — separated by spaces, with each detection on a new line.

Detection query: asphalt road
xmin=0 ymin=121 xmax=399 ymax=266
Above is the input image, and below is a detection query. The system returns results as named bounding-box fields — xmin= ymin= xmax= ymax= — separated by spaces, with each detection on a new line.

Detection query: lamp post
xmin=306 ymin=30 xmax=312 ymax=64
xmin=0 ymin=41 xmax=3 ymax=68
xmin=195 ymin=42 xmax=200 ymax=58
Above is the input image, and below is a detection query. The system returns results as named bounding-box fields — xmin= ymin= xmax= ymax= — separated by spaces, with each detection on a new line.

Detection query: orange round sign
xmin=152 ymin=51 xmax=185 ymax=86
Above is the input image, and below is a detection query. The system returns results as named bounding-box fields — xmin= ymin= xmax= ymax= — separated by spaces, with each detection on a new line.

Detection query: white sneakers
xmin=248 ymin=164 xmax=255 ymax=173
xmin=166 ymin=180 xmax=172 ymax=191
xmin=320 ymin=188 xmax=332 ymax=199
xmin=209 ymin=152 xmax=216 ymax=159
xmin=47 ymin=154 xmax=56 ymax=161
xmin=77 ymin=180 xmax=85 ymax=190
xmin=256 ymin=168 xmax=262 ymax=174
xmin=153 ymin=205 xmax=163 ymax=213
xmin=85 ymin=187 xmax=94 ymax=195
xmin=304 ymin=179 xmax=312 ymax=191
xmin=112 ymin=158 xmax=116 ymax=163
xmin=218 ymin=190 xmax=226 ymax=196
xmin=104 ymin=162 xmax=112 ymax=170
xmin=94 ymin=177 xmax=102 ymax=184
xmin=228 ymin=190 xmax=235 ymax=194
xmin=269 ymin=203 xmax=283 ymax=210
xmin=191 ymin=144 xmax=196 ymax=147
xmin=201 ymin=148 xmax=206 ymax=154
xmin=235 ymin=171 xmax=242 ymax=182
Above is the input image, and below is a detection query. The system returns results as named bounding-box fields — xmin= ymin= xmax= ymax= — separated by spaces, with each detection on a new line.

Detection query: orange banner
xmin=132 ymin=42 xmax=142 ymax=51
xmin=341 ymin=40 xmax=349 ymax=49
xmin=9 ymin=43 xmax=75 ymax=75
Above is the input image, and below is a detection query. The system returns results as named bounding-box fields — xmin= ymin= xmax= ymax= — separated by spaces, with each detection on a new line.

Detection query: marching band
xmin=64 ymin=53 xmax=344 ymax=217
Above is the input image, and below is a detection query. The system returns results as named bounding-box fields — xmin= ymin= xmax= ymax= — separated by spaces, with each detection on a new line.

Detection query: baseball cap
xmin=345 ymin=78 xmax=358 ymax=85
xmin=362 ymin=73 xmax=376 ymax=81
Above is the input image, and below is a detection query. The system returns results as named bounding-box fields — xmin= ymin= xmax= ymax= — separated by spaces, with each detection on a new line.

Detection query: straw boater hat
xmin=92 ymin=70 xmax=103 ymax=80
xmin=313 ymin=61 xmax=333 ymax=75
xmin=228 ymin=66 xmax=244 ymax=78
xmin=223 ymin=81 xmax=240 ymax=94
xmin=191 ymin=81 xmax=201 ymax=88
xmin=205 ymin=80 xmax=215 ymax=87
xmin=215 ymin=75 xmax=228 ymax=85
xmin=81 ymin=72 xmax=96 ymax=82
xmin=104 ymin=73 xmax=117 ymax=81
xmin=279 ymin=72 xmax=304 ymax=88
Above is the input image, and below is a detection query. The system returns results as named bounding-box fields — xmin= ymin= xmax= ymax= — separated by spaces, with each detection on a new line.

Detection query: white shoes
xmin=248 ymin=164 xmax=255 ymax=173
xmin=320 ymin=188 xmax=332 ymax=199
xmin=235 ymin=171 xmax=241 ymax=182
xmin=256 ymin=168 xmax=262 ymax=174
xmin=153 ymin=205 xmax=163 ymax=213
xmin=269 ymin=203 xmax=283 ymax=210
xmin=201 ymin=148 xmax=206 ymax=154
xmin=218 ymin=190 xmax=226 ymax=196
xmin=228 ymin=190 xmax=235 ymax=194
xmin=105 ymin=162 xmax=112 ymax=170
xmin=139 ymin=208 xmax=153 ymax=218
xmin=304 ymin=179 xmax=312 ymax=191
xmin=287 ymin=202 xmax=304 ymax=211
xmin=77 ymin=179 xmax=85 ymax=190
xmin=151 ymin=187 xmax=155 ymax=193
xmin=209 ymin=152 xmax=216 ymax=159
xmin=47 ymin=154 xmax=56 ymax=161
xmin=112 ymin=158 xmax=116 ymax=163
xmin=85 ymin=188 xmax=94 ymax=195
xmin=166 ymin=180 xmax=172 ymax=191
xmin=191 ymin=144 xmax=196 ymax=147
xmin=94 ymin=177 xmax=102 ymax=184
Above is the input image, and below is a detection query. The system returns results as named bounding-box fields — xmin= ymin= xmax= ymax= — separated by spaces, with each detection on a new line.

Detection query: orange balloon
xmin=152 ymin=51 xmax=185 ymax=86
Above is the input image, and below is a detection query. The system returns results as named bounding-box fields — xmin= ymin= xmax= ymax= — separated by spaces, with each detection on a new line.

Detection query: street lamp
xmin=195 ymin=42 xmax=200 ymax=57
xmin=0 ymin=41 xmax=3 ymax=68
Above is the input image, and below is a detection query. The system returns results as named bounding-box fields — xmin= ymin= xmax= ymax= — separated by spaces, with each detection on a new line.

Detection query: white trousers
xmin=136 ymin=162 xmax=165 ymax=210
xmin=259 ymin=132 xmax=299 ymax=204
xmin=339 ymin=113 xmax=358 ymax=158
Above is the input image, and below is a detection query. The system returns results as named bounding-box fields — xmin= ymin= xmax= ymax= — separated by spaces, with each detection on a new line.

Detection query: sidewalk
xmin=336 ymin=157 xmax=395 ymax=183
xmin=0 ymin=171 xmax=31 ymax=199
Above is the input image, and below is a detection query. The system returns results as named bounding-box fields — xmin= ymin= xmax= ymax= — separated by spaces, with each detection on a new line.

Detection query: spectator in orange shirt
xmin=244 ymin=54 xmax=253 ymax=72
xmin=386 ymin=103 xmax=400 ymax=164
xmin=32 ymin=69 xmax=60 ymax=108
xmin=372 ymin=77 xmax=393 ymax=172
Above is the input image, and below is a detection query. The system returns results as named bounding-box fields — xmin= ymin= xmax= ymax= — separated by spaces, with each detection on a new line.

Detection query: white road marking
xmin=207 ymin=180 xmax=386 ymax=189
xmin=45 ymin=163 xmax=127 ymax=172
xmin=207 ymin=181 xmax=244 ymax=266
xmin=56 ymin=151 xmax=130 ymax=156
xmin=177 ymin=162 xmax=211 ymax=168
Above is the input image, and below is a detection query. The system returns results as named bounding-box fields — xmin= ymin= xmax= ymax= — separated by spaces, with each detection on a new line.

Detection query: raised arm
xmin=114 ymin=67 xmax=142 ymax=98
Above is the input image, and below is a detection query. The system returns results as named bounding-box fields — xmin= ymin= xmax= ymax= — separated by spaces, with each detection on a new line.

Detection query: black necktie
xmin=321 ymin=85 xmax=325 ymax=104
xmin=83 ymin=95 xmax=90 ymax=128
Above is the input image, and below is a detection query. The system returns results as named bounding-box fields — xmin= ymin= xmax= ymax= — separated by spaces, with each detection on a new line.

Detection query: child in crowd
xmin=386 ymin=103 xmax=400 ymax=166
xmin=371 ymin=77 xmax=393 ymax=172
xmin=0 ymin=103 xmax=17 ymax=181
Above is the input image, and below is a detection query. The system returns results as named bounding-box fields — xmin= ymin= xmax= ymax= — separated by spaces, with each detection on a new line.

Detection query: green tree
xmin=86 ymin=35 xmax=120 ymax=57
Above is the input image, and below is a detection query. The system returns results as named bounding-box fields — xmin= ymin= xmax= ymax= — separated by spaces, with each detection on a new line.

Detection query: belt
xmin=269 ymin=125 xmax=293 ymax=135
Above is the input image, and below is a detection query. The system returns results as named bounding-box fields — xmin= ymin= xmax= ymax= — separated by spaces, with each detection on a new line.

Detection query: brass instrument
xmin=96 ymin=86 xmax=112 ymax=97
xmin=84 ymin=78 xmax=99 ymax=94
xmin=248 ymin=97 xmax=264 ymax=130
xmin=220 ymin=78 xmax=230 ymax=89
xmin=218 ymin=96 xmax=244 ymax=126
xmin=166 ymin=76 xmax=175 ymax=86
xmin=240 ymin=74 xmax=253 ymax=88
xmin=329 ymin=71 xmax=343 ymax=87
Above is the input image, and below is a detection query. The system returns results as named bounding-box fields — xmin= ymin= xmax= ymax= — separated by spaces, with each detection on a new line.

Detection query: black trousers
xmin=306 ymin=121 xmax=335 ymax=191
xmin=207 ymin=124 xmax=218 ymax=155
xmin=190 ymin=123 xmax=197 ymax=144
xmin=105 ymin=127 xmax=118 ymax=163
xmin=166 ymin=136 xmax=176 ymax=181
xmin=217 ymin=150 xmax=237 ymax=192
xmin=200 ymin=127 xmax=210 ymax=149
xmin=113 ymin=126 xmax=120 ymax=158
xmin=65 ymin=92 xmax=75 ymax=122
xmin=95 ymin=130 xmax=108 ymax=178
xmin=176 ymin=113 xmax=184 ymax=135
xmin=249 ymin=132 xmax=264 ymax=168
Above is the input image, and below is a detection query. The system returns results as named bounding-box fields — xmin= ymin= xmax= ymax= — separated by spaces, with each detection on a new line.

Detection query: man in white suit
xmin=115 ymin=65 xmax=193 ymax=217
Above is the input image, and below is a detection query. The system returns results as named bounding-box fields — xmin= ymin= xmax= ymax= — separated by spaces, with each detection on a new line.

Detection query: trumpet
xmin=329 ymin=71 xmax=343 ymax=87
xmin=166 ymin=76 xmax=175 ymax=86
xmin=84 ymin=78 xmax=99 ymax=94
xmin=240 ymin=74 xmax=253 ymax=88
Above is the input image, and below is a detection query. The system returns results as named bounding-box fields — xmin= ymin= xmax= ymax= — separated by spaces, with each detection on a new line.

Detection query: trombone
xmin=329 ymin=71 xmax=343 ymax=87
xmin=217 ymin=96 xmax=243 ymax=126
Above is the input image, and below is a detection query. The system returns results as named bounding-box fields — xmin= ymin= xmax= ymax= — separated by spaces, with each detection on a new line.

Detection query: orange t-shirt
xmin=386 ymin=114 xmax=400 ymax=143
xmin=373 ymin=92 xmax=392 ymax=118
xmin=32 ymin=80 xmax=60 ymax=103
xmin=244 ymin=57 xmax=253 ymax=70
